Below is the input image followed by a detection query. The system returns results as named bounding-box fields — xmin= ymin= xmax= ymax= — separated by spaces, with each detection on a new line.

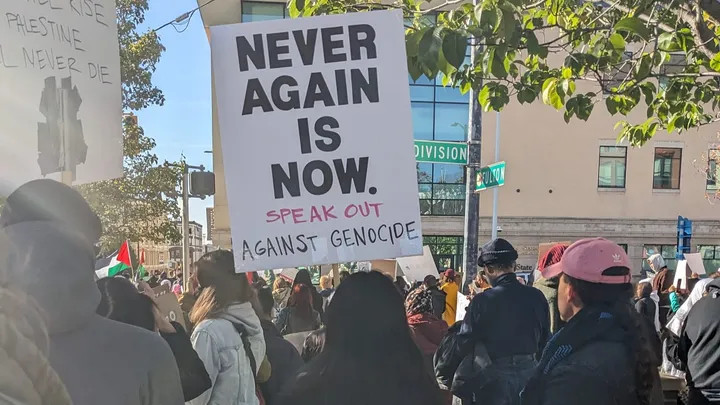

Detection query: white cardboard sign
xmin=396 ymin=246 xmax=439 ymax=283
xmin=0 ymin=0 xmax=122 ymax=194
xmin=211 ymin=10 xmax=422 ymax=271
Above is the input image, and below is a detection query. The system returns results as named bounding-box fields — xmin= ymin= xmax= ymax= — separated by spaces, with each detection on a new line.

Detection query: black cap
xmin=478 ymin=238 xmax=518 ymax=267
xmin=0 ymin=179 xmax=101 ymax=245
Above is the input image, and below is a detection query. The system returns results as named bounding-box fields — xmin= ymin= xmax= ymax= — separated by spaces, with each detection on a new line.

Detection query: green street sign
xmin=476 ymin=161 xmax=506 ymax=191
xmin=414 ymin=140 xmax=468 ymax=165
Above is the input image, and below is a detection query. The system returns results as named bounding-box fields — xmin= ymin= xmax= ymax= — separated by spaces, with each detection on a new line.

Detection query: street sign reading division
xmin=476 ymin=161 xmax=506 ymax=191
xmin=414 ymin=140 xmax=468 ymax=164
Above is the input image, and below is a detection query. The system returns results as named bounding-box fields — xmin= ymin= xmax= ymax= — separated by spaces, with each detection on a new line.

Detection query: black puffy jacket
xmin=523 ymin=338 xmax=663 ymax=405
xmin=260 ymin=319 xmax=303 ymax=405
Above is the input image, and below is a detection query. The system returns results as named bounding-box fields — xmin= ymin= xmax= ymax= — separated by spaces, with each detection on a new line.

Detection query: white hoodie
xmin=188 ymin=303 xmax=266 ymax=405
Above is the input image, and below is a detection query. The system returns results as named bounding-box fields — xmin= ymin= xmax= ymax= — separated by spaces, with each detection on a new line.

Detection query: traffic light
xmin=190 ymin=171 xmax=215 ymax=197
xmin=677 ymin=216 xmax=693 ymax=259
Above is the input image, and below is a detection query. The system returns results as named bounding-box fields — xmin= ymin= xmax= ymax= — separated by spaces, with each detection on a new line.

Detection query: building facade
xmin=198 ymin=0 xmax=720 ymax=276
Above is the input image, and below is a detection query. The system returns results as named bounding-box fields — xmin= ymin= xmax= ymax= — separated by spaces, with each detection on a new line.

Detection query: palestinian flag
xmin=136 ymin=249 xmax=148 ymax=281
xmin=95 ymin=241 xmax=132 ymax=279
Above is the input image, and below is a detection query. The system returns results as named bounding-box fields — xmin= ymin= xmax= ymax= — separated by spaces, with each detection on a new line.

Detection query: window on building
xmin=698 ymin=245 xmax=720 ymax=275
xmin=410 ymin=50 xmax=469 ymax=216
xmin=603 ymin=51 xmax=633 ymax=94
xmin=653 ymin=148 xmax=682 ymax=189
xmin=425 ymin=236 xmax=464 ymax=272
xmin=708 ymin=149 xmax=720 ymax=191
xmin=598 ymin=146 xmax=627 ymax=188
xmin=618 ymin=244 xmax=628 ymax=253
xmin=659 ymin=53 xmax=686 ymax=90
xmin=241 ymin=2 xmax=286 ymax=21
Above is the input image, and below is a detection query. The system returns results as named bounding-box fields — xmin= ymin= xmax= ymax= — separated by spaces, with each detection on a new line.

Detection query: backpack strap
xmin=231 ymin=322 xmax=258 ymax=379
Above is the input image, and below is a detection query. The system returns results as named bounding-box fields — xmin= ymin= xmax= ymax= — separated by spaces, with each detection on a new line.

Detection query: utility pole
xmin=491 ymin=112 xmax=500 ymax=240
xmin=182 ymin=165 xmax=191 ymax=293
xmin=461 ymin=7 xmax=482 ymax=293
xmin=174 ymin=162 xmax=207 ymax=293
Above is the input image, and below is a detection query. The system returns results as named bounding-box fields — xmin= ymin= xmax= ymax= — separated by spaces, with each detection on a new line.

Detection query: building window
xmin=425 ymin=236 xmax=464 ymax=272
xmin=241 ymin=2 xmax=286 ymax=21
xmin=708 ymin=149 xmax=719 ymax=191
xmin=598 ymin=146 xmax=627 ymax=188
xmin=698 ymin=246 xmax=720 ymax=275
xmin=618 ymin=244 xmax=628 ymax=253
xmin=410 ymin=42 xmax=469 ymax=216
xmin=653 ymin=148 xmax=682 ymax=190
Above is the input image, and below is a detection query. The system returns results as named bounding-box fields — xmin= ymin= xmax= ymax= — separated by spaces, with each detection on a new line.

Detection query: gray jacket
xmin=4 ymin=221 xmax=184 ymax=405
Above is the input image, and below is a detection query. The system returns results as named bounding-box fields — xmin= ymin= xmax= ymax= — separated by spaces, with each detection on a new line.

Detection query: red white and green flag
xmin=136 ymin=249 xmax=148 ymax=280
xmin=95 ymin=241 xmax=133 ymax=279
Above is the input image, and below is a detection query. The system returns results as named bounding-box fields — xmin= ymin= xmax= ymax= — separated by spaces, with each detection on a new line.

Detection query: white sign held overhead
xmin=396 ymin=246 xmax=439 ymax=283
xmin=0 ymin=0 xmax=122 ymax=194
xmin=211 ymin=10 xmax=422 ymax=272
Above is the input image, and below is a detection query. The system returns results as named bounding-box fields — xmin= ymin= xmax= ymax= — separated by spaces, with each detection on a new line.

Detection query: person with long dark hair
xmin=96 ymin=277 xmax=211 ymax=402
xmin=188 ymin=250 xmax=266 ymax=405
xmin=278 ymin=271 xmax=443 ymax=405
xmin=292 ymin=269 xmax=324 ymax=319
xmin=521 ymin=238 xmax=663 ymax=405
xmin=275 ymin=284 xmax=321 ymax=335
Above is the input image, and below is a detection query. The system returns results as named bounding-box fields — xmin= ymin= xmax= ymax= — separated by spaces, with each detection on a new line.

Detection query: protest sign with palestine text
xmin=0 ymin=0 xmax=122 ymax=194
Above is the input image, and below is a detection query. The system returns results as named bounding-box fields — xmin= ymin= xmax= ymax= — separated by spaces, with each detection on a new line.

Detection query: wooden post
xmin=332 ymin=264 xmax=340 ymax=288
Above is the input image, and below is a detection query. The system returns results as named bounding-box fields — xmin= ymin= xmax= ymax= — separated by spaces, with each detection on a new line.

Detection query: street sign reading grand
xmin=414 ymin=140 xmax=467 ymax=164
xmin=476 ymin=161 xmax=506 ymax=191
xmin=211 ymin=10 xmax=422 ymax=272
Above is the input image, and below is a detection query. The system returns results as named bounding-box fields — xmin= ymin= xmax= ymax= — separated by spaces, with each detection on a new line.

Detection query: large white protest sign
xmin=0 ymin=0 xmax=122 ymax=194
xmin=211 ymin=10 xmax=422 ymax=271
xmin=397 ymin=246 xmax=439 ymax=283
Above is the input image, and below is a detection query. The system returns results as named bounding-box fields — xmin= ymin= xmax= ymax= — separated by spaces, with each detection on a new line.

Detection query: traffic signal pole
xmin=461 ymin=16 xmax=482 ymax=293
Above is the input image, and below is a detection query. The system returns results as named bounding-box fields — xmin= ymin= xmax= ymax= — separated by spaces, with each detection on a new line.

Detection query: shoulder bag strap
xmin=231 ymin=323 xmax=258 ymax=379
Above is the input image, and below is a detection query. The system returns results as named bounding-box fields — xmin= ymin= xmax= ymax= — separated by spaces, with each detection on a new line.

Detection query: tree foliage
xmin=78 ymin=0 xmax=180 ymax=254
xmin=290 ymin=0 xmax=720 ymax=145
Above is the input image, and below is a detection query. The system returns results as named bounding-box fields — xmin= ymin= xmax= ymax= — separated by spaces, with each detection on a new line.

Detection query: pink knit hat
xmin=543 ymin=238 xmax=631 ymax=284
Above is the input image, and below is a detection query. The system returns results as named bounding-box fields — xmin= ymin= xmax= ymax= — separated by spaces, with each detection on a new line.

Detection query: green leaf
xmin=490 ymin=46 xmax=508 ymax=78
xmin=418 ymin=27 xmax=443 ymax=76
xmin=635 ymin=54 xmax=652 ymax=80
xmin=478 ymin=85 xmax=491 ymax=110
xmin=541 ymin=78 xmax=563 ymax=110
xmin=405 ymin=28 xmax=426 ymax=58
xmin=561 ymin=67 xmax=572 ymax=79
xmin=407 ymin=57 xmax=422 ymax=81
xmin=710 ymin=54 xmax=720 ymax=72
xmin=442 ymin=30 xmax=468 ymax=70
xmin=614 ymin=17 xmax=651 ymax=41
xmin=606 ymin=97 xmax=618 ymax=115
xmin=640 ymin=82 xmax=656 ymax=105
xmin=608 ymin=33 xmax=626 ymax=51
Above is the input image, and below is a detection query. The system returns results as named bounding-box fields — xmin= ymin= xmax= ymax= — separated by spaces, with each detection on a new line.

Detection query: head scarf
xmin=647 ymin=254 xmax=666 ymax=274
xmin=538 ymin=244 xmax=569 ymax=278
xmin=405 ymin=287 xmax=433 ymax=316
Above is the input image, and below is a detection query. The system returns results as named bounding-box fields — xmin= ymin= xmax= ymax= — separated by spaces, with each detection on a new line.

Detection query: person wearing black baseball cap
xmin=454 ymin=238 xmax=550 ymax=404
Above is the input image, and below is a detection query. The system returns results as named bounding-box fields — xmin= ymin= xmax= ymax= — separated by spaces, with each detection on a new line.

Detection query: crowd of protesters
xmin=2 ymin=179 xmax=720 ymax=405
